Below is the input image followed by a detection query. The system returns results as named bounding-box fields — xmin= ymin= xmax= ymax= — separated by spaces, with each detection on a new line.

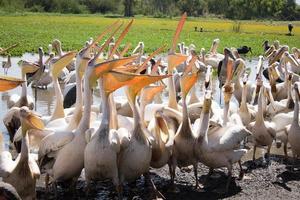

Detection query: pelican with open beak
xmin=217 ymin=48 xmax=235 ymax=104
xmin=268 ymin=46 xmax=288 ymax=65
xmin=0 ymin=106 xmax=44 ymax=199
xmin=0 ymin=76 xmax=24 ymax=92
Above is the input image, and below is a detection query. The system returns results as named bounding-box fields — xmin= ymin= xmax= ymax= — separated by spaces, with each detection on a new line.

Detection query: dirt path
xmin=36 ymin=153 xmax=300 ymax=200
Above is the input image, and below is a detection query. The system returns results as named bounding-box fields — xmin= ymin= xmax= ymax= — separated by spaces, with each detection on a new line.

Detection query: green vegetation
xmin=0 ymin=14 xmax=299 ymax=56
xmin=0 ymin=0 xmax=300 ymax=20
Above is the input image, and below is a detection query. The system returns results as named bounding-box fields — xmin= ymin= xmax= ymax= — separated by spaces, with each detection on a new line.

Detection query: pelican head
xmin=242 ymin=73 xmax=248 ymax=85
xmin=231 ymin=47 xmax=240 ymax=59
xmin=292 ymin=47 xmax=300 ymax=57
xmin=224 ymin=48 xmax=235 ymax=60
xmin=189 ymin=44 xmax=196 ymax=51
xmin=111 ymin=36 xmax=116 ymax=43
xmin=19 ymin=106 xmax=44 ymax=135
xmin=180 ymin=71 xmax=199 ymax=99
xmin=51 ymin=51 xmax=77 ymax=79
xmin=167 ymin=53 xmax=188 ymax=72
xmin=269 ymin=46 xmax=288 ymax=65
xmin=265 ymin=45 xmax=275 ymax=57
xmin=283 ymin=51 xmax=300 ymax=67
xmin=180 ymin=42 xmax=185 ymax=50
xmin=38 ymin=47 xmax=44 ymax=63
xmin=85 ymin=41 xmax=90 ymax=48
xmin=213 ymin=38 xmax=220 ymax=44
xmin=268 ymin=63 xmax=280 ymax=81
xmin=89 ymin=37 xmax=94 ymax=44
xmin=210 ymin=38 xmax=220 ymax=54
xmin=52 ymin=39 xmax=62 ymax=54
xmin=38 ymin=47 xmax=43 ymax=54
xmin=21 ymin=62 xmax=40 ymax=77
xmin=139 ymin=41 xmax=144 ymax=48
xmin=232 ymin=58 xmax=245 ymax=80
xmin=273 ymin=40 xmax=280 ymax=49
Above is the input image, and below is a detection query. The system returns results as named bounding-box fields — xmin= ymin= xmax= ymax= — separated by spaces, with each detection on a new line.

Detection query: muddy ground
xmin=36 ymin=149 xmax=300 ymax=200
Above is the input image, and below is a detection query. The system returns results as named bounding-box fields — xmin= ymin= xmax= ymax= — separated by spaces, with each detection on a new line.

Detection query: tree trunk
xmin=124 ymin=0 xmax=133 ymax=17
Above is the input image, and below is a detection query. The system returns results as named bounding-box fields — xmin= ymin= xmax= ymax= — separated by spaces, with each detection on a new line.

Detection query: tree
xmin=0 ymin=0 xmax=299 ymax=20
xmin=124 ymin=0 xmax=134 ymax=17
xmin=280 ymin=0 xmax=297 ymax=20
xmin=177 ymin=0 xmax=207 ymax=16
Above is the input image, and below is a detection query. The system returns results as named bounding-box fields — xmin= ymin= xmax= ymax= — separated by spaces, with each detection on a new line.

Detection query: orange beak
xmin=51 ymin=51 xmax=77 ymax=78
xmin=102 ymin=71 xmax=169 ymax=98
xmin=108 ymin=20 xmax=134 ymax=60
xmin=90 ymin=20 xmax=121 ymax=51
xmin=170 ymin=12 xmax=187 ymax=53
xmin=141 ymin=85 xmax=165 ymax=104
xmin=0 ymin=76 xmax=24 ymax=92
xmin=183 ymin=56 xmax=197 ymax=75
xmin=136 ymin=45 xmax=166 ymax=74
xmin=168 ymin=53 xmax=188 ymax=73
xmin=125 ymin=73 xmax=170 ymax=102
xmin=180 ymin=72 xmax=199 ymax=98
xmin=269 ymin=46 xmax=288 ymax=65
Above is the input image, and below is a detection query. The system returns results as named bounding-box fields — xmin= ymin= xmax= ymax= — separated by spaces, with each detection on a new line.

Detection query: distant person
xmin=288 ymin=23 xmax=294 ymax=35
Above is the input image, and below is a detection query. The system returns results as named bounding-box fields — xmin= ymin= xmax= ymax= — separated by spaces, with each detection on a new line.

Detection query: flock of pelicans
xmin=0 ymin=13 xmax=300 ymax=199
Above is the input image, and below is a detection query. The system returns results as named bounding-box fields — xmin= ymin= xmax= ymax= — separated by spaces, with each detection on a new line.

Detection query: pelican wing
xmin=3 ymin=107 xmax=20 ymax=126
xmin=248 ymin=107 xmax=256 ymax=120
xmin=247 ymin=121 xmax=255 ymax=132
xmin=265 ymin=121 xmax=276 ymax=138
xmin=285 ymin=125 xmax=291 ymax=136
xmin=208 ymin=125 xmax=251 ymax=152
xmin=161 ymin=107 xmax=183 ymax=124
xmin=38 ymin=131 xmax=75 ymax=160
xmin=85 ymin=128 xmax=95 ymax=143
xmin=29 ymin=156 xmax=40 ymax=179
xmin=0 ymin=151 xmax=16 ymax=178
xmin=117 ymin=127 xmax=131 ymax=150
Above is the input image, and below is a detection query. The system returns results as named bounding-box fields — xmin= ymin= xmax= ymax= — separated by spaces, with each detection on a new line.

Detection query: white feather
xmin=208 ymin=125 xmax=251 ymax=152
xmin=0 ymin=151 xmax=16 ymax=178
xmin=38 ymin=131 xmax=74 ymax=160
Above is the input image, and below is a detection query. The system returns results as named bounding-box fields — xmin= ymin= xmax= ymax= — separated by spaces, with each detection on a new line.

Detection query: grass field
xmin=0 ymin=13 xmax=300 ymax=56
